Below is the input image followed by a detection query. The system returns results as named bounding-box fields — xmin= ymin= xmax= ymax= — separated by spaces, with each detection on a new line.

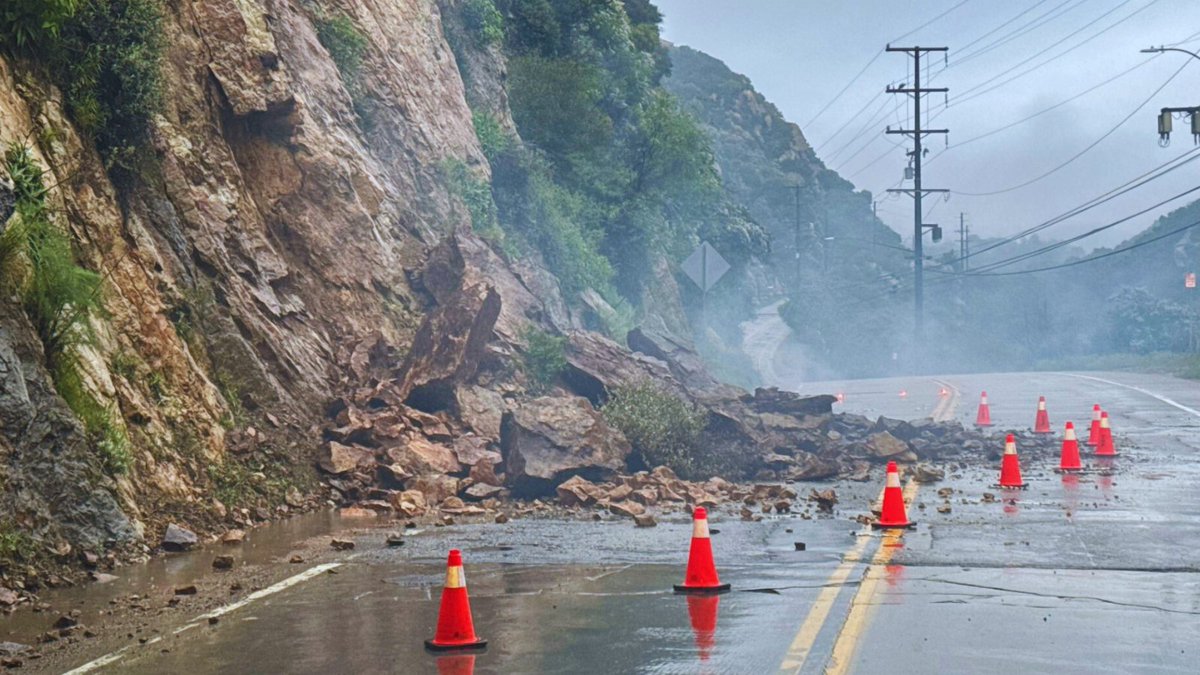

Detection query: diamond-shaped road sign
xmin=681 ymin=241 xmax=730 ymax=293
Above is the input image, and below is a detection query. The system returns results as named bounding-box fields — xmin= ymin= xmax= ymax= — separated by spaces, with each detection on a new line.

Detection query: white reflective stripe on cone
xmin=886 ymin=470 xmax=901 ymax=488
xmin=445 ymin=566 xmax=465 ymax=589
xmin=1064 ymin=426 xmax=1076 ymax=440
xmin=692 ymin=517 xmax=710 ymax=539
xmin=1004 ymin=442 xmax=1017 ymax=455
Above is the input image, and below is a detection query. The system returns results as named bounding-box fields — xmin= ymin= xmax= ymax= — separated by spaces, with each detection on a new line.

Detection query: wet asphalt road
xmin=36 ymin=371 xmax=1200 ymax=673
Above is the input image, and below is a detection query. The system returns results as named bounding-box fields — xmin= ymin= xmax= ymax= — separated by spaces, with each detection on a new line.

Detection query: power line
xmin=961 ymin=182 xmax=1200 ymax=273
xmin=961 ymin=211 xmax=1200 ymax=276
xmin=952 ymin=0 xmax=1086 ymax=67
xmin=953 ymin=58 xmax=1191 ymax=197
xmin=805 ymin=51 xmax=883 ymax=129
xmin=951 ymin=0 xmax=1163 ymax=108
xmin=804 ymin=0 xmax=974 ymax=131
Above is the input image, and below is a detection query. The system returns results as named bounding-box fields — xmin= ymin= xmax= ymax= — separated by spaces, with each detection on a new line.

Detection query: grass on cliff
xmin=2 ymin=143 xmax=130 ymax=474
xmin=313 ymin=7 xmax=374 ymax=129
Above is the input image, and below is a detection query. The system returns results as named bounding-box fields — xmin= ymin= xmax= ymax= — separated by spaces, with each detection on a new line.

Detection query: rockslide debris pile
xmin=319 ymin=234 xmax=1051 ymax=517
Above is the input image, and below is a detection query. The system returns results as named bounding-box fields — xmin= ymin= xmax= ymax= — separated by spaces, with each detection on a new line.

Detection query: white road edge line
xmin=1058 ymin=373 xmax=1200 ymax=419
xmin=63 ymin=563 xmax=342 ymax=674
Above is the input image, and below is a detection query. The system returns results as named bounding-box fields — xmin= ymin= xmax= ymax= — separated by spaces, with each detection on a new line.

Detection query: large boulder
xmin=161 ymin=524 xmax=198 ymax=552
xmin=561 ymin=331 xmax=683 ymax=405
xmin=500 ymin=396 xmax=631 ymax=496
xmin=393 ymin=280 xmax=500 ymax=410
xmin=864 ymin=431 xmax=910 ymax=459
xmin=454 ymin=385 xmax=507 ymax=440
xmin=386 ymin=437 xmax=460 ymax=475
xmin=319 ymin=442 xmax=375 ymax=474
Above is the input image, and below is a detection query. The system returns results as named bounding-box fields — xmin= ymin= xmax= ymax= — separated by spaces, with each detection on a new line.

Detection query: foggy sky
xmin=656 ymin=0 xmax=1200 ymax=250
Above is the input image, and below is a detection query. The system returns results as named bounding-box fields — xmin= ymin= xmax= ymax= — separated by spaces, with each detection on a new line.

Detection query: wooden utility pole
xmin=885 ymin=45 xmax=949 ymax=339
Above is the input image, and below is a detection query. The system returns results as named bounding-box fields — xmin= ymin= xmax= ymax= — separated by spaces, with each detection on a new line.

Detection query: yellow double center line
xmin=777 ymin=480 xmax=920 ymax=674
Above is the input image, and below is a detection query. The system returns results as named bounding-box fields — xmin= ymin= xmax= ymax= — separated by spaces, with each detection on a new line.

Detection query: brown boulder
xmin=393 ymin=279 xmax=501 ymax=408
xmin=556 ymin=475 xmax=605 ymax=507
xmin=865 ymin=432 xmax=910 ymax=458
xmin=468 ymin=458 xmax=502 ymax=487
xmin=630 ymin=488 xmax=658 ymax=505
xmin=455 ymin=386 xmax=507 ymax=440
xmin=500 ymin=396 xmax=631 ymax=496
xmin=319 ymin=442 xmax=374 ymax=475
xmin=608 ymin=501 xmax=646 ymax=518
xmin=386 ymin=438 xmax=460 ymax=475
xmin=404 ymin=475 xmax=459 ymax=505
xmin=464 ymin=483 xmax=505 ymax=501
xmin=451 ymin=435 xmax=501 ymax=468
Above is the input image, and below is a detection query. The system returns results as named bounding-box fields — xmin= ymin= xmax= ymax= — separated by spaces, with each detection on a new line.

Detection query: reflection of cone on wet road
xmin=425 ymin=549 xmax=487 ymax=652
xmin=1058 ymin=422 xmax=1083 ymax=472
xmin=1034 ymin=396 xmax=1051 ymax=434
xmin=996 ymin=434 xmax=1028 ymax=489
xmin=872 ymin=461 xmax=914 ymax=529
xmin=975 ymin=391 xmax=992 ymax=427
xmin=686 ymin=594 xmax=720 ymax=661
xmin=435 ymin=654 xmax=477 ymax=675
xmin=1096 ymin=412 xmax=1118 ymax=456
xmin=1087 ymin=404 xmax=1102 ymax=446
xmin=674 ymin=507 xmax=731 ymax=594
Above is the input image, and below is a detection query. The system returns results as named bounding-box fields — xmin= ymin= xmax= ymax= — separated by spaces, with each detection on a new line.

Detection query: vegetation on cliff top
xmin=455 ymin=0 xmax=767 ymax=316
xmin=1 ymin=0 xmax=165 ymax=174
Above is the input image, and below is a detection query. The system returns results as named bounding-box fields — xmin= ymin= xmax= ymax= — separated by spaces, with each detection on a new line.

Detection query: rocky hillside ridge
xmin=664 ymin=45 xmax=907 ymax=291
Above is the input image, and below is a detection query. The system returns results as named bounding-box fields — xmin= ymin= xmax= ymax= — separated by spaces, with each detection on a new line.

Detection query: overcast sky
xmin=656 ymin=0 xmax=1200 ymax=249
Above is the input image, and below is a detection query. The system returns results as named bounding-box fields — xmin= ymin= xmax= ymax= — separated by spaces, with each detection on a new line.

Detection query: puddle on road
xmin=0 ymin=509 xmax=362 ymax=647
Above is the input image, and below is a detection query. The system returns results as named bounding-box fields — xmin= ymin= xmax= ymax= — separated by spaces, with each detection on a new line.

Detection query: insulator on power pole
xmin=1159 ymin=110 xmax=1173 ymax=141
xmin=1191 ymin=112 xmax=1200 ymax=145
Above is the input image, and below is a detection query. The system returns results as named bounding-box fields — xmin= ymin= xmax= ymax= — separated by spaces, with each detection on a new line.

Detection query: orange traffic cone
xmin=674 ymin=507 xmax=730 ymax=594
xmin=686 ymin=594 xmax=720 ymax=661
xmin=1096 ymin=411 xmax=1117 ymax=456
xmin=1033 ymin=396 xmax=1051 ymax=434
xmin=1086 ymin=404 xmax=1101 ymax=446
xmin=995 ymin=434 xmax=1028 ymax=489
xmin=872 ymin=461 xmax=915 ymax=529
xmin=975 ymin=391 xmax=993 ymax=427
xmin=1057 ymin=422 xmax=1082 ymax=472
xmin=425 ymin=550 xmax=487 ymax=652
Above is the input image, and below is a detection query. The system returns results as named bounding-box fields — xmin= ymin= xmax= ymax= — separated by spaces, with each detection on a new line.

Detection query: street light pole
xmin=1141 ymin=46 xmax=1200 ymax=145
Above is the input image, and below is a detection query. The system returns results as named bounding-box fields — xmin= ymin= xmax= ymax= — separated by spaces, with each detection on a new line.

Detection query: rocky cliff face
xmin=0 ymin=0 xmax=493 ymax=557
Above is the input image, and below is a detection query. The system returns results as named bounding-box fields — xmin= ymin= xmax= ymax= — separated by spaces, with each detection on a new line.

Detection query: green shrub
xmin=463 ymin=0 xmax=503 ymax=46
xmin=443 ymin=158 xmax=500 ymax=233
xmin=602 ymin=381 xmax=705 ymax=475
xmin=0 ymin=0 xmax=78 ymax=51
xmin=48 ymin=0 xmax=164 ymax=172
xmin=521 ymin=326 xmax=566 ymax=393
xmin=472 ymin=111 xmax=510 ymax=162
xmin=315 ymin=11 xmax=367 ymax=77
xmin=0 ymin=526 xmax=37 ymax=566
